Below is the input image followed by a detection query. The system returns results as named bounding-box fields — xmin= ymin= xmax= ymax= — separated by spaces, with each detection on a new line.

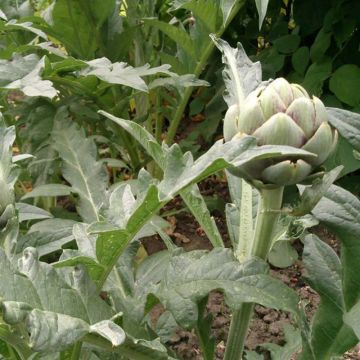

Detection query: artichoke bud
xmin=223 ymin=104 xmax=240 ymax=141
xmin=224 ymin=77 xmax=338 ymax=187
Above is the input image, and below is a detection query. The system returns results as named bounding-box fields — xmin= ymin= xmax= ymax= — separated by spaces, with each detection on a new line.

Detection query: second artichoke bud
xmin=224 ymin=78 xmax=338 ymax=186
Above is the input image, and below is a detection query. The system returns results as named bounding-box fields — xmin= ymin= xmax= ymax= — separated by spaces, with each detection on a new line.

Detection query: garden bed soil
xmin=143 ymin=177 xmax=360 ymax=360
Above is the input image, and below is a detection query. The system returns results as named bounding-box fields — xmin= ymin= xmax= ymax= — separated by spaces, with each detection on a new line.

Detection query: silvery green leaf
xmin=0 ymin=54 xmax=39 ymax=86
xmin=99 ymin=111 xmax=166 ymax=167
xmin=15 ymin=203 xmax=53 ymax=222
xmin=180 ymin=185 xmax=224 ymax=248
xmin=36 ymin=42 xmax=67 ymax=58
xmin=3 ymin=20 xmax=48 ymax=39
xmin=81 ymin=58 xmax=172 ymax=92
xmin=94 ymin=185 xmax=161 ymax=269
xmin=0 ymin=248 xmax=124 ymax=353
xmin=149 ymin=74 xmax=209 ymax=91
xmin=101 ymin=158 xmax=128 ymax=169
xmin=100 ymin=112 xmax=224 ymax=248
xmin=73 ymin=223 xmax=96 ymax=258
xmin=6 ymin=57 xmax=58 ymax=99
xmin=159 ymin=139 xmax=316 ymax=200
xmin=268 ymin=241 xmax=298 ymax=268
xmin=221 ymin=0 xmax=242 ymax=24
xmin=12 ymin=154 xmax=33 ymax=163
xmin=21 ymin=184 xmax=72 ymax=199
xmin=106 ymin=184 xmax=136 ymax=228
xmin=225 ymin=172 xmax=259 ymax=254
xmin=0 ymin=118 xmax=17 ymax=214
xmin=18 ymin=218 xmax=76 ymax=256
xmin=0 ymin=210 xmax=18 ymax=257
xmin=268 ymin=215 xmax=318 ymax=268
xmin=211 ymin=36 xmax=262 ymax=107
xmin=0 ymin=9 xmax=7 ymax=20
xmin=52 ymin=117 xmax=108 ymax=223
xmin=152 ymin=248 xmax=299 ymax=329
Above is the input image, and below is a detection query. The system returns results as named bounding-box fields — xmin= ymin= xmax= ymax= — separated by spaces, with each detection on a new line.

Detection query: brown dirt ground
xmin=143 ymin=177 xmax=360 ymax=360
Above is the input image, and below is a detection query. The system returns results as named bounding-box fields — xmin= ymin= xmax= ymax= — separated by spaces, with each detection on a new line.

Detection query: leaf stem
xmin=224 ymin=186 xmax=284 ymax=360
xmin=165 ymin=0 xmax=246 ymax=145
xmin=70 ymin=341 xmax=82 ymax=360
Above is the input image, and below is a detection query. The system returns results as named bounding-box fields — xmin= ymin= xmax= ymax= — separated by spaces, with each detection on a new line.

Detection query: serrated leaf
xmin=6 ymin=57 xmax=58 ymax=99
xmin=149 ymin=74 xmax=209 ymax=91
xmin=85 ymin=124 xmax=316 ymax=291
xmin=0 ymin=248 xmax=124 ymax=353
xmin=152 ymin=248 xmax=299 ymax=329
xmin=211 ymin=36 xmax=262 ymax=107
xmin=81 ymin=58 xmax=172 ymax=92
xmin=0 ymin=54 xmax=39 ymax=86
xmin=95 ymin=185 xmax=161 ymax=269
xmin=18 ymin=218 xmax=76 ymax=256
xmin=52 ymin=117 xmax=108 ymax=223
xmin=159 ymin=139 xmax=316 ymax=199
xmin=99 ymin=112 xmax=165 ymax=167
xmin=100 ymin=112 xmax=224 ymax=248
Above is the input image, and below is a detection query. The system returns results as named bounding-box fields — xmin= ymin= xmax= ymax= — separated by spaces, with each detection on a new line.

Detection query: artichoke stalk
xmin=224 ymin=78 xmax=338 ymax=186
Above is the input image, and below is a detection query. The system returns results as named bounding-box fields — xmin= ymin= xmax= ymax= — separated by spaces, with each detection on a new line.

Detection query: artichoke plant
xmin=224 ymin=78 xmax=338 ymax=186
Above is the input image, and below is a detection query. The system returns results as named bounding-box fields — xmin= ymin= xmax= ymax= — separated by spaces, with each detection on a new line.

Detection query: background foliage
xmin=0 ymin=0 xmax=359 ymax=359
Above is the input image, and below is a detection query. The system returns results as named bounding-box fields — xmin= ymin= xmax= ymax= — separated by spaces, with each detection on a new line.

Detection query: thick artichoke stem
xmin=224 ymin=187 xmax=284 ymax=360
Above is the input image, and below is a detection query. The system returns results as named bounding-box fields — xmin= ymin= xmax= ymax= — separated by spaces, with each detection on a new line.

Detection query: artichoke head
xmin=224 ymin=78 xmax=338 ymax=186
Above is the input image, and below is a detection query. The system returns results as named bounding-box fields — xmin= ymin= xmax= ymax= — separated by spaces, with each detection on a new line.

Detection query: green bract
xmin=224 ymin=78 xmax=338 ymax=186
